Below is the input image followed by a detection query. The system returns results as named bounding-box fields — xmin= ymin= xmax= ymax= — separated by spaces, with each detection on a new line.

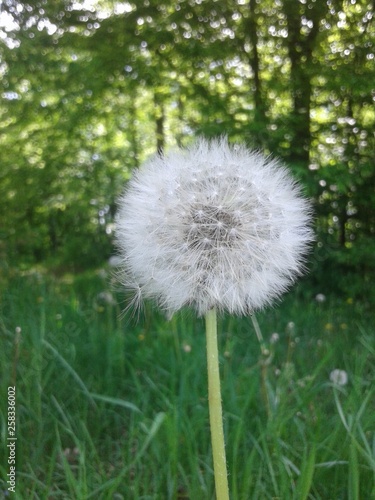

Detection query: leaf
xmin=88 ymin=392 xmax=141 ymax=413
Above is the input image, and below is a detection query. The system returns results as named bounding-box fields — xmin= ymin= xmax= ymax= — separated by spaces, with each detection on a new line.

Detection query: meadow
xmin=0 ymin=268 xmax=374 ymax=499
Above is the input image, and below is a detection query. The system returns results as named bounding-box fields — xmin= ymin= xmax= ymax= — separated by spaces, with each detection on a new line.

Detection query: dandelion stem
xmin=250 ymin=314 xmax=267 ymax=355
xmin=205 ymin=308 xmax=230 ymax=500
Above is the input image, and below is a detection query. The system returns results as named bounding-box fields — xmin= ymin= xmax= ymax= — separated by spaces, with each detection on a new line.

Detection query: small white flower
xmin=330 ymin=369 xmax=348 ymax=386
xmin=315 ymin=293 xmax=326 ymax=303
xmin=286 ymin=321 xmax=295 ymax=333
xmin=270 ymin=332 xmax=280 ymax=344
xmin=116 ymin=138 xmax=313 ymax=316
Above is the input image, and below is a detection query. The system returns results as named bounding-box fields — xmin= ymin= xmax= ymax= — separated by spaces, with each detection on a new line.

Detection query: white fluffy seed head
xmin=116 ymin=137 xmax=314 ymax=317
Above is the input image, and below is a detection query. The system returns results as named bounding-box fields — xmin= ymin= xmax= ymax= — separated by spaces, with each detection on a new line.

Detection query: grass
xmin=0 ymin=268 xmax=374 ymax=499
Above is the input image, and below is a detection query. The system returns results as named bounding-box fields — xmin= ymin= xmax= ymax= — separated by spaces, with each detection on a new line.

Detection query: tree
xmin=0 ymin=0 xmax=373 ymax=291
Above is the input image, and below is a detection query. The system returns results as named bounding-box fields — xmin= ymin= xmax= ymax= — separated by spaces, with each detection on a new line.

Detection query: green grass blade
xmin=348 ymin=438 xmax=360 ymax=500
xmin=295 ymin=445 xmax=316 ymax=500
xmin=43 ymin=339 xmax=97 ymax=407
xmin=88 ymin=392 xmax=141 ymax=413
xmin=87 ymin=412 xmax=166 ymax=498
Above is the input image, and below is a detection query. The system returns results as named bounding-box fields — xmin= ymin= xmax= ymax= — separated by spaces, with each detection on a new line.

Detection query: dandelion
xmin=183 ymin=343 xmax=192 ymax=353
xmin=116 ymin=137 xmax=313 ymax=500
xmin=116 ymin=138 xmax=313 ymax=317
xmin=330 ymin=369 xmax=348 ymax=386
xmin=286 ymin=321 xmax=296 ymax=333
xmin=315 ymin=293 xmax=326 ymax=303
xmin=270 ymin=332 xmax=280 ymax=344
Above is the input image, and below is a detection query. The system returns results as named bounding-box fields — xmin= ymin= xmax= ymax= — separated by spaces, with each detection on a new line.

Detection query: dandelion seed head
xmin=116 ymin=138 xmax=313 ymax=316
xmin=330 ymin=369 xmax=348 ymax=386
xmin=315 ymin=293 xmax=326 ymax=303
xmin=270 ymin=332 xmax=280 ymax=344
xmin=183 ymin=344 xmax=192 ymax=353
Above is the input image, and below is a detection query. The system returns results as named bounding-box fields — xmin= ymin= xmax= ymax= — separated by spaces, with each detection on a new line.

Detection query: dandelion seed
xmin=116 ymin=137 xmax=313 ymax=317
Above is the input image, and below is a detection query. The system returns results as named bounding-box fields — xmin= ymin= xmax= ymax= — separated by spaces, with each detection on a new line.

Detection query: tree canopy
xmin=1 ymin=0 xmax=374 ymax=295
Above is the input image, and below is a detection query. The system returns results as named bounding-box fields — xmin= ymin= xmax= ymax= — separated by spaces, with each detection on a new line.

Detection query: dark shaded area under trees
xmin=0 ymin=0 xmax=374 ymax=300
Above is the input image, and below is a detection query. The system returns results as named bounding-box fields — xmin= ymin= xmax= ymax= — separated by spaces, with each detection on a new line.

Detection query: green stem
xmin=205 ymin=308 xmax=230 ymax=500
xmin=250 ymin=314 xmax=271 ymax=417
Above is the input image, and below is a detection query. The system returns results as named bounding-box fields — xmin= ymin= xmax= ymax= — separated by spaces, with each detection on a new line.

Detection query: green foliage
xmin=0 ymin=272 xmax=374 ymax=498
xmin=0 ymin=0 xmax=374 ymax=283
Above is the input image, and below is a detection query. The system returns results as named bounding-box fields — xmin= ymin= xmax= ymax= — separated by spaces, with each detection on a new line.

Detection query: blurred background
xmin=0 ymin=0 xmax=374 ymax=298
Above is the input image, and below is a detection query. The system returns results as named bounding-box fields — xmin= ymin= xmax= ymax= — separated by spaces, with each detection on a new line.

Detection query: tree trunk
xmin=282 ymin=0 xmax=329 ymax=167
xmin=129 ymin=98 xmax=140 ymax=168
xmin=154 ymin=91 xmax=165 ymax=154
xmin=248 ymin=0 xmax=266 ymax=126
xmin=244 ymin=0 xmax=267 ymax=146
